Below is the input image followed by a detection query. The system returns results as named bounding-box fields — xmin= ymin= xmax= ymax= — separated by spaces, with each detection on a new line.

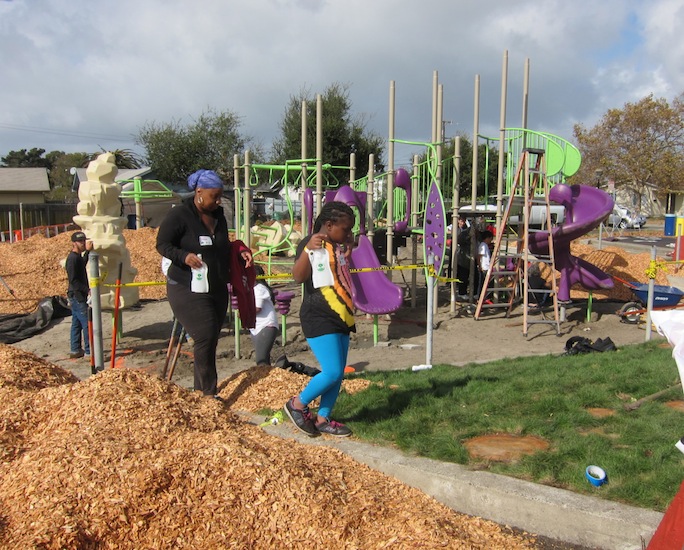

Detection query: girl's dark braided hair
xmin=313 ymin=201 xmax=355 ymax=233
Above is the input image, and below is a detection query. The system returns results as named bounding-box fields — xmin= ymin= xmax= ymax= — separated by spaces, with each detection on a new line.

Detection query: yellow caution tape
xmin=350 ymin=263 xmax=427 ymax=273
xmin=98 ymin=263 xmax=451 ymax=288
xmin=102 ymin=281 xmax=167 ymax=288
xmin=645 ymin=259 xmax=667 ymax=280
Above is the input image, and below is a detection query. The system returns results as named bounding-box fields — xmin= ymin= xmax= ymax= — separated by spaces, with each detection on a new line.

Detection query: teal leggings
xmin=299 ymin=333 xmax=350 ymax=420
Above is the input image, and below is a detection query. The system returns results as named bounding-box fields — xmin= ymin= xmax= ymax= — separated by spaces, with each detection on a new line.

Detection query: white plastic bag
xmin=191 ymin=254 xmax=209 ymax=293
xmin=308 ymin=248 xmax=334 ymax=288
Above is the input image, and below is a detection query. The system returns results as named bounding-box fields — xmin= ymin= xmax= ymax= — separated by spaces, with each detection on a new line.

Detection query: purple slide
xmin=529 ymin=184 xmax=614 ymax=302
xmin=349 ymin=235 xmax=404 ymax=315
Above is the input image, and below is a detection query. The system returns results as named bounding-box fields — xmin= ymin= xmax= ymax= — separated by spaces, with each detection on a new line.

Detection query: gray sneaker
xmin=315 ymin=418 xmax=352 ymax=437
xmin=284 ymin=397 xmax=319 ymax=437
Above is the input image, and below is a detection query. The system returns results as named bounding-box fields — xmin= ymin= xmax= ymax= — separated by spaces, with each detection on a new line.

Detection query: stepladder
xmin=474 ymin=148 xmax=561 ymax=336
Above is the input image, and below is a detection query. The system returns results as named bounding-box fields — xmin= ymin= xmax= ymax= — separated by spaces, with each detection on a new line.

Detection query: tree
xmin=271 ymin=83 xmax=384 ymax=185
xmin=415 ymin=133 xmax=499 ymax=204
xmin=1 ymin=148 xmax=51 ymax=168
xmin=47 ymin=152 xmax=90 ymax=201
xmin=87 ymin=148 xmax=143 ymax=170
xmin=573 ymin=93 xmax=684 ymax=210
xmin=136 ymin=108 xmax=258 ymax=186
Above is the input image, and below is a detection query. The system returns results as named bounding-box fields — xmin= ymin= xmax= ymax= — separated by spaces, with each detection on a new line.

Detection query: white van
xmin=606 ymin=205 xmax=647 ymax=229
xmin=509 ymin=204 xmax=565 ymax=227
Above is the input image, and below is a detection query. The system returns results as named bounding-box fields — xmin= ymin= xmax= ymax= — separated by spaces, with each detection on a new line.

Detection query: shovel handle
xmin=612 ymin=275 xmax=638 ymax=289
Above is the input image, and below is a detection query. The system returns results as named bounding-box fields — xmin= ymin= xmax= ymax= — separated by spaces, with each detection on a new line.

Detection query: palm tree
xmin=87 ymin=148 xmax=143 ymax=169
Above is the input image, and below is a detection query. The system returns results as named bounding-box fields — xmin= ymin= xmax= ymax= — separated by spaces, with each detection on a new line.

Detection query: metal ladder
xmin=474 ymin=148 xmax=560 ymax=336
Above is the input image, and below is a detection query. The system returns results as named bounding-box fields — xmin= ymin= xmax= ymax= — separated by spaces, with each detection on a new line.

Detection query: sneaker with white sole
xmin=315 ymin=418 xmax=352 ymax=437
xmin=284 ymin=397 xmax=319 ymax=437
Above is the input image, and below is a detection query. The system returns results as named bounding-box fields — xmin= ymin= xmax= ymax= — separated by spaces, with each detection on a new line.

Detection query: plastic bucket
xmin=665 ymin=214 xmax=676 ymax=236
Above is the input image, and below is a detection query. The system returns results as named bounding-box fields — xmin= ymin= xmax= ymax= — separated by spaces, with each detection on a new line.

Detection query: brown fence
xmin=0 ymin=203 xmax=78 ymax=242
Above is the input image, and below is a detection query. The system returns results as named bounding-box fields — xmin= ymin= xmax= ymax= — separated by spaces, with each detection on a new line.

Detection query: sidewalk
xmin=248 ymin=412 xmax=663 ymax=550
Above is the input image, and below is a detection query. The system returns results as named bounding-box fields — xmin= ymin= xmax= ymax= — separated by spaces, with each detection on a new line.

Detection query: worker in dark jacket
xmin=66 ymin=231 xmax=93 ymax=358
xmin=156 ymin=169 xmax=253 ymax=398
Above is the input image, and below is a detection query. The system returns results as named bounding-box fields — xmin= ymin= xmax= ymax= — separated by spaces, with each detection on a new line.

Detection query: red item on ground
xmin=647 ymin=480 xmax=684 ymax=549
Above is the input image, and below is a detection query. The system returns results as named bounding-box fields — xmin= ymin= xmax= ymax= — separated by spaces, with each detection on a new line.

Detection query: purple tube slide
xmin=528 ymin=184 xmax=614 ymax=302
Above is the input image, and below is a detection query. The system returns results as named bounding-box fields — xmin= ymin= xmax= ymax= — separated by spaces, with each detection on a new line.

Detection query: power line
xmin=0 ymin=122 xmax=135 ymax=143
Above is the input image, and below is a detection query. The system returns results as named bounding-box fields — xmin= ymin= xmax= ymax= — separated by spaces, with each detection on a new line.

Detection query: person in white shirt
xmin=477 ymin=230 xmax=494 ymax=296
xmin=250 ymin=265 xmax=279 ymax=366
xmin=477 ymin=230 xmax=493 ymax=273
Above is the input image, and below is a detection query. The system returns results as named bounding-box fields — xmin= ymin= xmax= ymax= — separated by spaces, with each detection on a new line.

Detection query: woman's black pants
xmin=167 ymin=281 xmax=229 ymax=396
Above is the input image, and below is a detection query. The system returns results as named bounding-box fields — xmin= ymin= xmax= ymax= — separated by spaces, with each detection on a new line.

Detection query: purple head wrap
xmin=187 ymin=169 xmax=224 ymax=190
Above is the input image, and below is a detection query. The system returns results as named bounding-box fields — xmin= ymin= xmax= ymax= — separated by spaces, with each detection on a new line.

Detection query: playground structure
xmin=222 ymin=53 xmax=621 ymax=343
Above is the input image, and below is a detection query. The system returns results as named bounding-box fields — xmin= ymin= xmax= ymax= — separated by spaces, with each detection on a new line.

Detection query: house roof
xmin=0 ymin=168 xmax=50 ymax=192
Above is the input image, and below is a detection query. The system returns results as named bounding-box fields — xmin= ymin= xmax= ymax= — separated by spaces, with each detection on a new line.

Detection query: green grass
xmin=330 ymin=340 xmax=684 ymax=512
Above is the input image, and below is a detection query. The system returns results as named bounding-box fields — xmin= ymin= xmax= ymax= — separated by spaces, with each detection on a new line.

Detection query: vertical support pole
xmin=411 ymin=155 xmax=419 ymax=308
xmin=19 ymin=202 xmax=24 ymax=241
xmin=110 ymin=263 xmax=123 ymax=369
xmin=431 ymin=70 xmax=439 ymax=145
xmin=316 ymin=94 xmax=323 ymax=214
xmin=450 ymin=137 xmax=461 ymax=313
xmin=521 ymin=57 xmax=530 ymax=129
xmin=281 ymin=314 xmax=287 ymax=346
xmin=234 ymin=311 xmax=241 ymax=359
xmin=349 ymin=152 xmax=356 ymax=184
xmin=134 ymin=177 xmax=143 ymax=229
xmin=586 ymin=291 xmax=593 ymax=323
xmin=242 ymin=150 xmax=251 ymax=248
xmin=87 ymin=252 xmax=104 ymax=372
xmin=373 ymin=314 xmax=379 ymax=346
xmin=301 ymin=100 xmax=309 ymax=228
xmin=646 ymin=246 xmax=656 ymax=341
xmin=496 ymin=50 xmax=508 ymax=233
xmin=233 ymin=154 xmax=241 ymax=234
xmin=469 ymin=75 xmax=480 ymax=302
xmin=367 ymin=154 xmax=375 ymax=238
xmin=425 ymin=253 xmax=435 ymax=368
xmin=386 ymin=80 xmax=396 ymax=280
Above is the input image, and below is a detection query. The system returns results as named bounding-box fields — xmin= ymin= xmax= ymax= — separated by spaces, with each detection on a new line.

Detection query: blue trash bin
xmin=665 ymin=214 xmax=676 ymax=236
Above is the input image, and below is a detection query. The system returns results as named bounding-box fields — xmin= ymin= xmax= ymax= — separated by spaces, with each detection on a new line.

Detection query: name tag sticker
xmin=199 ymin=236 xmax=212 ymax=246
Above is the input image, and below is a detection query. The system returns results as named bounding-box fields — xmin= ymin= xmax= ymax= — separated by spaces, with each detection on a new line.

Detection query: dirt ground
xmin=13 ymin=279 xmax=658 ymax=391
xmin=3 ymin=226 xmax=672 ymax=388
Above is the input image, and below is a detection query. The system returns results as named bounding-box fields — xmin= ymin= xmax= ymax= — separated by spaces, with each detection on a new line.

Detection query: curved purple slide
xmin=349 ymin=235 xmax=404 ymax=314
xmin=529 ymin=184 xmax=614 ymax=302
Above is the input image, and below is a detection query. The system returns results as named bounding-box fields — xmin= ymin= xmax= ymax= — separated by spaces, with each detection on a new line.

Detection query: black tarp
xmin=0 ymin=296 xmax=71 ymax=344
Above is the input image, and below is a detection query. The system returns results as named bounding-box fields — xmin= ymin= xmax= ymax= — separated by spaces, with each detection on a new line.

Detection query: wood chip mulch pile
xmin=0 ymin=228 xmax=167 ymax=315
xmin=567 ymin=242 xmax=668 ymax=301
xmin=0 ymin=344 xmax=539 ymax=549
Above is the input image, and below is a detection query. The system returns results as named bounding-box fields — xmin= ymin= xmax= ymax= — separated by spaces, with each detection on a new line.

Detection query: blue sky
xmin=0 ymin=0 xmax=682 ymax=172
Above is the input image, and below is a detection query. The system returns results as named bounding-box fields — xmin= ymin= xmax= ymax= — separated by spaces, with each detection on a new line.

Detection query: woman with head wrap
xmin=156 ymin=169 xmax=254 ymax=399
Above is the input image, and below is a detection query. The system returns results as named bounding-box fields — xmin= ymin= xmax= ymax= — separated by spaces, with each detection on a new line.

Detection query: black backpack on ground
xmin=564 ymin=336 xmax=617 ymax=355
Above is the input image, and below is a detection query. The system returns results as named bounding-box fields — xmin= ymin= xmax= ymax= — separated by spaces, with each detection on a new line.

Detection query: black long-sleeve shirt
xmin=156 ymin=197 xmax=232 ymax=290
xmin=66 ymin=250 xmax=90 ymax=302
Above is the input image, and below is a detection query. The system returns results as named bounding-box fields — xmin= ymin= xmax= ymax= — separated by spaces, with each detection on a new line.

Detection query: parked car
xmin=606 ymin=205 xmax=647 ymax=229
xmin=119 ymin=180 xmax=180 ymax=228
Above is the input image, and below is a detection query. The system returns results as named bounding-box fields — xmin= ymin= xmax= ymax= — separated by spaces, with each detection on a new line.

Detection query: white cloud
xmin=0 ymin=0 xmax=681 ymax=166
